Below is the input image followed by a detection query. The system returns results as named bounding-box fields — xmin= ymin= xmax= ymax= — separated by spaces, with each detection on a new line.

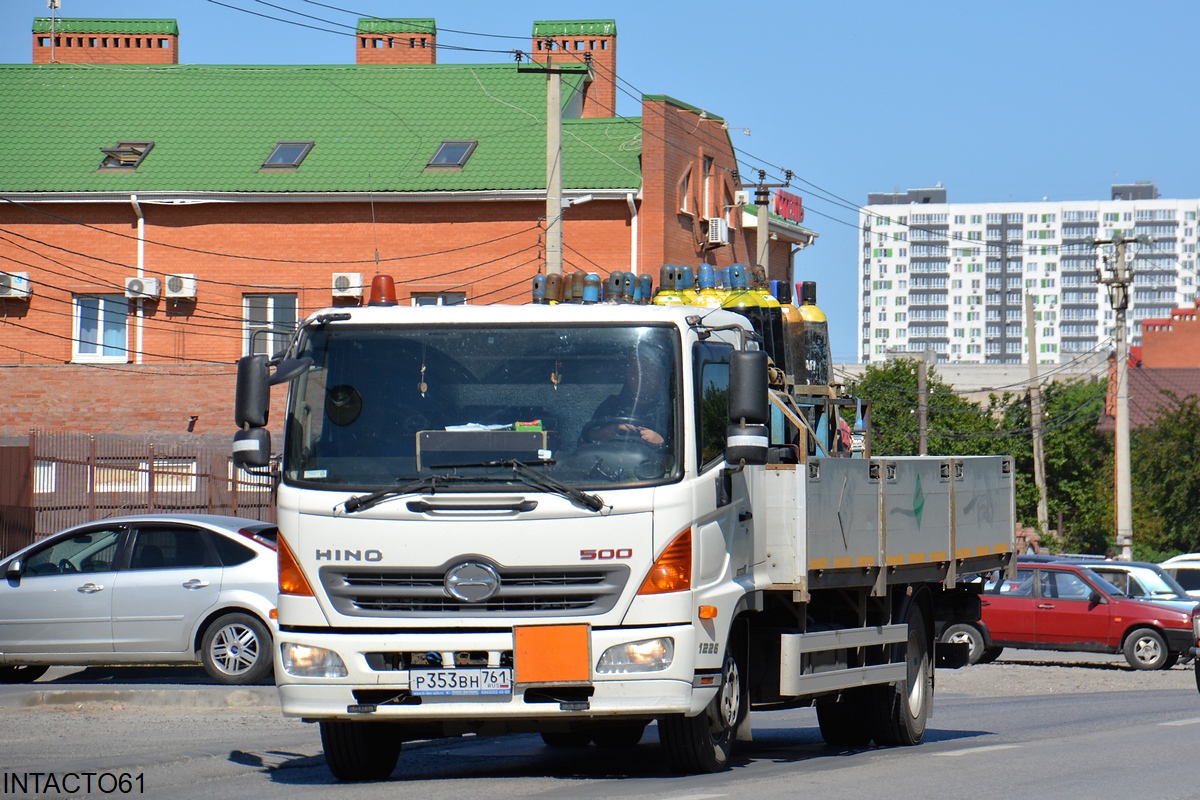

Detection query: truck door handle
xmin=182 ymin=579 xmax=210 ymax=589
xmin=738 ymin=510 xmax=753 ymax=522
xmin=77 ymin=583 xmax=105 ymax=594
xmin=1036 ymin=603 xmax=1054 ymax=609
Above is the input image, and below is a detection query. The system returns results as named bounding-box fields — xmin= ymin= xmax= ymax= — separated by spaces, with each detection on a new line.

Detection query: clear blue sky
xmin=6 ymin=0 xmax=1199 ymax=362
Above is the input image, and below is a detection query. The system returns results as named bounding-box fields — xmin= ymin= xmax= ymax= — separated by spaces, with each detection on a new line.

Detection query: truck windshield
xmin=283 ymin=323 xmax=681 ymax=491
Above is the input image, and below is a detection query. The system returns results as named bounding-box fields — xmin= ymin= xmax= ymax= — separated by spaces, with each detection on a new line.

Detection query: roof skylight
xmin=426 ymin=140 xmax=477 ymax=170
xmin=98 ymin=141 xmax=154 ymax=170
xmin=261 ymin=141 xmax=314 ymax=170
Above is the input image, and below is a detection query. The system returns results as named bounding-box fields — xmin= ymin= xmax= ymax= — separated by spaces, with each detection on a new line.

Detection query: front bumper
xmin=274 ymin=624 xmax=713 ymax=722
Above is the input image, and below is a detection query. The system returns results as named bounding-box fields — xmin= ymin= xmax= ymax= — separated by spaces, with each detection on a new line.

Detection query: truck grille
xmin=320 ymin=563 xmax=629 ymax=617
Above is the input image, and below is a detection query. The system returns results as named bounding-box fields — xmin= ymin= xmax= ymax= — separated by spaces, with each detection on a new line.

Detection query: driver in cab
xmin=582 ymin=341 xmax=671 ymax=446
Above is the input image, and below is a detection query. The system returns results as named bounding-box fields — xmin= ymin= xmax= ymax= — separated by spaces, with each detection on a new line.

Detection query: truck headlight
xmin=280 ymin=642 xmax=348 ymax=678
xmin=596 ymin=638 xmax=674 ymax=673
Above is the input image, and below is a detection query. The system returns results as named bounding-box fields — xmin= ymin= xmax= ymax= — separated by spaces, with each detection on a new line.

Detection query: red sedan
xmin=939 ymin=561 xmax=1199 ymax=670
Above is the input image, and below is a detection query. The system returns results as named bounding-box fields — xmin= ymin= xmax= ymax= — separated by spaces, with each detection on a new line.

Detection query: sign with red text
xmin=773 ymin=190 xmax=804 ymax=224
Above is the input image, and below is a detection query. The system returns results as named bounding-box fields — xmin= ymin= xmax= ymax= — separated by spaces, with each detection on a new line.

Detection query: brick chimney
xmin=356 ymin=19 xmax=436 ymax=65
xmin=531 ymin=20 xmax=616 ymax=119
xmin=32 ymin=18 xmax=179 ymax=65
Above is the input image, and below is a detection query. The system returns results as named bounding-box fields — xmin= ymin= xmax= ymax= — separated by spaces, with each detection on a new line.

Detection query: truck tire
xmin=816 ymin=687 xmax=872 ymax=747
xmin=200 ymin=612 xmax=273 ymax=685
xmin=0 ymin=665 xmax=49 ymax=684
xmin=1123 ymin=628 xmax=1169 ymax=670
xmin=871 ymin=601 xmax=932 ymax=747
xmin=1195 ymin=660 xmax=1200 ymax=695
xmin=659 ymin=645 xmax=746 ymax=773
xmin=320 ymin=720 xmax=402 ymax=782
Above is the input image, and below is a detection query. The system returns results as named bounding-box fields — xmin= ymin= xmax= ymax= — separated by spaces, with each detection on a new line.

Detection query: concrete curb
xmin=0 ymin=686 xmax=280 ymax=709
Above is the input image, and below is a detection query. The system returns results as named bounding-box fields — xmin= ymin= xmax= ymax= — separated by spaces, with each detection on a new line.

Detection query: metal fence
xmin=1 ymin=432 xmax=274 ymax=556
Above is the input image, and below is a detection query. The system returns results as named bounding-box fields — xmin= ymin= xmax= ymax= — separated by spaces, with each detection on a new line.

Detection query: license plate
xmin=409 ymin=668 xmax=513 ymax=696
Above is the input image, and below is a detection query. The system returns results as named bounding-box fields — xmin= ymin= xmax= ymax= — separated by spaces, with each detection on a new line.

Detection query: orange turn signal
xmin=638 ymin=528 xmax=692 ymax=595
xmin=698 ymin=605 xmax=718 ymax=619
xmin=278 ymin=535 xmax=315 ymax=597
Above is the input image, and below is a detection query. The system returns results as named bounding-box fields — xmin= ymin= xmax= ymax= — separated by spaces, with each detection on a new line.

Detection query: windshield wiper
xmin=342 ymin=474 xmax=471 ymax=514
xmin=431 ymin=459 xmax=608 ymax=513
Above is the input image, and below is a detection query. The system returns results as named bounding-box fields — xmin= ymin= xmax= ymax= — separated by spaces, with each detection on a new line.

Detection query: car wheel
xmin=871 ymin=600 xmax=932 ymax=747
xmin=0 ymin=665 xmax=49 ymax=684
xmin=320 ymin=720 xmax=401 ymax=782
xmin=939 ymin=623 xmax=986 ymax=665
xmin=1123 ymin=627 xmax=1168 ymax=670
xmin=659 ymin=641 xmax=746 ymax=773
xmin=200 ymin=612 xmax=273 ymax=685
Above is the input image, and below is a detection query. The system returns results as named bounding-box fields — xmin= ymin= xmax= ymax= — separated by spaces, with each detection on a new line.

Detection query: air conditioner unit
xmin=125 ymin=277 xmax=160 ymax=299
xmin=0 ymin=271 xmax=32 ymax=299
xmin=164 ymin=273 xmax=197 ymax=299
xmin=734 ymin=190 xmax=750 ymax=207
xmin=707 ymin=218 xmax=729 ymax=246
xmin=332 ymin=272 xmax=364 ymax=298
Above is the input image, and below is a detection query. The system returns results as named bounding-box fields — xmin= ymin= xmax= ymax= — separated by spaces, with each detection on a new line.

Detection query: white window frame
xmin=73 ymin=294 xmax=129 ymax=363
xmin=244 ymin=293 xmax=297 ymax=356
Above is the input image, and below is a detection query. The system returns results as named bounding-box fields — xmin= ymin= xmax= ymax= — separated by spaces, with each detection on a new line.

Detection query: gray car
xmin=0 ymin=515 xmax=278 ymax=685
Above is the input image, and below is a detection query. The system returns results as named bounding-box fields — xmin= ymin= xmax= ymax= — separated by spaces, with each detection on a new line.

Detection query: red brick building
xmin=0 ymin=17 xmax=817 ymax=443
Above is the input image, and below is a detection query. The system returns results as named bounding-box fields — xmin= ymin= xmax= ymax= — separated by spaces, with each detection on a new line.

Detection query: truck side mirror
xmin=726 ymin=350 xmax=770 ymax=466
xmin=729 ymin=350 xmax=769 ymax=423
xmin=233 ymin=427 xmax=272 ymax=469
xmin=235 ymin=355 xmax=271 ymax=429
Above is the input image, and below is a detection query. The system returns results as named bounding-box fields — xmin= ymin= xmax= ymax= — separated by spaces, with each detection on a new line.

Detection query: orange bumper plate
xmin=514 ymin=623 xmax=591 ymax=685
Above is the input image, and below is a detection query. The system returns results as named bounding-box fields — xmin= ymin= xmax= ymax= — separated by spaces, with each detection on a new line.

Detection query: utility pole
xmin=544 ymin=56 xmax=563 ymax=276
xmin=1088 ymin=233 xmax=1147 ymax=561
xmin=752 ymin=169 xmax=792 ymax=273
xmin=1025 ymin=292 xmax=1050 ymax=540
xmin=917 ymin=359 xmax=928 ymax=456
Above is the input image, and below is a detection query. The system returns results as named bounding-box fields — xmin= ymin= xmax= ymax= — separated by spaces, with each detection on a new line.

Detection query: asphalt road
xmin=1 ymin=654 xmax=1197 ymax=800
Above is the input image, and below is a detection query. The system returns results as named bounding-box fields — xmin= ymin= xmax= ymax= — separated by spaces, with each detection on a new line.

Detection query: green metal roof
xmin=0 ymin=62 xmax=642 ymax=195
xmin=532 ymin=20 xmax=616 ymax=37
xmin=356 ymin=19 xmax=436 ymax=35
xmin=32 ymin=18 xmax=179 ymax=35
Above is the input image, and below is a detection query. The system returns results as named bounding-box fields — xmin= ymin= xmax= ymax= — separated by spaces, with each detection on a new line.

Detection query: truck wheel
xmin=1195 ymin=661 xmax=1200 ymax=695
xmin=939 ymin=623 xmax=985 ymax=666
xmin=659 ymin=645 xmax=746 ymax=773
xmin=0 ymin=665 xmax=48 ymax=684
xmin=816 ymin=688 xmax=872 ymax=747
xmin=592 ymin=721 xmax=647 ymax=748
xmin=871 ymin=601 xmax=932 ymax=747
xmin=320 ymin=720 xmax=402 ymax=782
xmin=1123 ymin=628 xmax=1168 ymax=670
xmin=200 ymin=612 xmax=273 ymax=685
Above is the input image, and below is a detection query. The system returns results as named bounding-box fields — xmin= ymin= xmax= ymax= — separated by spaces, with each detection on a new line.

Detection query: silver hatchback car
xmin=0 ymin=515 xmax=278 ymax=685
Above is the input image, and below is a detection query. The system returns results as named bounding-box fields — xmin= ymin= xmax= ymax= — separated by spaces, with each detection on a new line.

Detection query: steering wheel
xmin=588 ymin=416 xmax=661 ymax=443
xmin=57 ymin=558 xmax=77 ymax=574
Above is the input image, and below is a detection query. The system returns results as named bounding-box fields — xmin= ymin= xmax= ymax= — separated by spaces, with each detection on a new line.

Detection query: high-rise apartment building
xmin=858 ymin=181 xmax=1198 ymax=364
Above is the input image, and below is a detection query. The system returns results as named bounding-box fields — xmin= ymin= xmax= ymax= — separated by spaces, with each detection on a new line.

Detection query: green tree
xmin=1131 ymin=392 xmax=1200 ymax=557
xmin=850 ymin=358 xmax=1000 ymax=457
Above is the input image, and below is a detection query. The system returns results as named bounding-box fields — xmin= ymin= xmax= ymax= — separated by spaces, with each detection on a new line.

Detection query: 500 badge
xmin=580 ymin=548 xmax=632 ymax=560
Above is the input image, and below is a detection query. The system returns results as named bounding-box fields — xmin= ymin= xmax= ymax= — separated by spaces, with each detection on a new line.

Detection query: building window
xmin=74 ymin=295 xmax=128 ymax=362
xmin=410 ymin=292 xmax=467 ymax=306
xmin=244 ymin=294 xmax=297 ymax=356
xmin=262 ymin=141 xmax=314 ymax=170
xmin=679 ymin=168 xmax=692 ymax=214
xmin=98 ymin=141 xmax=154 ymax=171
xmin=425 ymin=140 xmax=477 ymax=170
xmin=702 ymin=157 xmax=713 ymax=218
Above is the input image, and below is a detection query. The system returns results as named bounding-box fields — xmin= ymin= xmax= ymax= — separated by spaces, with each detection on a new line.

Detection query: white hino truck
xmin=232 ymin=280 xmax=1015 ymax=781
